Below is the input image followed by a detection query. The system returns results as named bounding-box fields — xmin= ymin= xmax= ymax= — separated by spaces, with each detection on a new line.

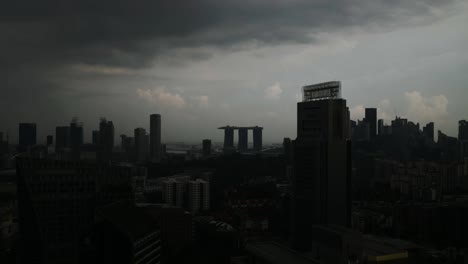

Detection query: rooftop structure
xmin=302 ymin=81 xmax=341 ymax=102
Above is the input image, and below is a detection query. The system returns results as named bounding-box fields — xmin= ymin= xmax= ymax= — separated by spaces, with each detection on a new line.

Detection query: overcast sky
xmin=2 ymin=0 xmax=468 ymax=144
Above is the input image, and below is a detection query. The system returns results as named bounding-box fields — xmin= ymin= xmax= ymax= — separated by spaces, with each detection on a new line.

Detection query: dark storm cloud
xmin=1 ymin=0 xmax=459 ymax=68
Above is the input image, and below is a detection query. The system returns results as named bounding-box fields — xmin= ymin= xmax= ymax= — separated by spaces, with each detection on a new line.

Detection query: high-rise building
xmin=291 ymin=81 xmax=351 ymax=251
xmin=378 ymin=119 xmax=384 ymax=136
xmin=364 ymin=108 xmax=377 ymax=139
xmin=70 ymin=118 xmax=83 ymax=160
xmin=238 ymin=128 xmax=248 ymax=151
xmin=162 ymin=178 xmax=187 ymax=208
xmin=150 ymin=114 xmax=162 ymax=162
xmin=16 ymin=157 xmax=136 ymax=264
xmin=459 ymin=120 xmax=468 ymax=159
xmin=18 ymin=123 xmax=36 ymax=151
xmin=134 ymin=128 xmax=149 ymax=162
xmin=98 ymin=118 xmax=114 ymax=162
xmin=55 ymin=126 xmax=70 ymax=154
xmin=188 ymin=179 xmax=210 ymax=214
xmin=253 ymin=126 xmax=263 ymax=152
xmin=223 ymin=126 xmax=234 ymax=151
xmin=202 ymin=139 xmax=212 ymax=157
xmin=423 ymin=122 xmax=435 ymax=143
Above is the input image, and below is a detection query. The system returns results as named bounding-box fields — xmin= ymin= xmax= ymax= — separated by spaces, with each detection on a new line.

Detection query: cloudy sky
xmin=2 ymin=0 xmax=468 ymax=144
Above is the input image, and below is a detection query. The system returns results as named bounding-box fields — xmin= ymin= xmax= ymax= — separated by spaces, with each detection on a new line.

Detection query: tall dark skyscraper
xmin=238 ymin=128 xmax=248 ymax=151
xmin=364 ymin=108 xmax=377 ymax=139
xmin=253 ymin=126 xmax=263 ymax=152
xmin=135 ymin=128 xmax=149 ymax=162
xmin=98 ymin=118 xmax=114 ymax=162
xmin=150 ymin=114 xmax=162 ymax=162
xmin=459 ymin=120 xmax=468 ymax=141
xmin=55 ymin=126 xmax=70 ymax=153
xmin=223 ymin=126 xmax=235 ymax=151
xmin=423 ymin=122 xmax=435 ymax=143
xmin=291 ymin=81 xmax=351 ymax=251
xmin=378 ymin=119 xmax=384 ymax=136
xmin=70 ymin=118 xmax=83 ymax=160
xmin=202 ymin=139 xmax=212 ymax=157
xmin=18 ymin=123 xmax=37 ymax=150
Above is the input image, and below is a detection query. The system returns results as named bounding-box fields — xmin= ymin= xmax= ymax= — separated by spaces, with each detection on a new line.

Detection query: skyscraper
xmin=70 ymin=118 xmax=83 ymax=160
xmin=150 ymin=114 xmax=162 ymax=162
xmin=202 ymin=139 xmax=212 ymax=157
xmin=364 ymin=108 xmax=377 ymax=139
xmin=134 ymin=128 xmax=149 ymax=162
xmin=291 ymin=81 xmax=351 ymax=251
xmin=188 ymin=179 xmax=210 ymax=214
xmin=55 ymin=126 xmax=70 ymax=154
xmin=378 ymin=119 xmax=384 ymax=136
xmin=253 ymin=126 xmax=263 ymax=152
xmin=459 ymin=120 xmax=468 ymax=159
xmin=423 ymin=122 xmax=435 ymax=143
xmin=238 ymin=128 xmax=248 ymax=151
xmin=18 ymin=123 xmax=36 ymax=151
xmin=98 ymin=118 xmax=114 ymax=162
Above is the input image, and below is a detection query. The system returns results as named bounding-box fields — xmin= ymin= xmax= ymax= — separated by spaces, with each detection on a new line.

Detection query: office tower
xmin=16 ymin=157 xmax=136 ymax=264
xmin=55 ymin=126 xmax=70 ymax=154
xmin=162 ymin=179 xmax=187 ymax=208
xmin=364 ymin=108 xmax=377 ymax=139
xmin=459 ymin=120 xmax=468 ymax=141
xmin=423 ymin=122 xmax=435 ymax=143
xmin=378 ymin=119 xmax=384 ymax=136
xmin=92 ymin=130 xmax=99 ymax=146
xmin=188 ymin=179 xmax=210 ymax=214
xmin=18 ymin=123 xmax=37 ymax=150
xmin=150 ymin=114 xmax=162 ymax=162
xmin=202 ymin=139 xmax=211 ymax=157
xmin=222 ymin=126 xmax=234 ymax=151
xmin=238 ymin=128 xmax=248 ymax=151
xmin=253 ymin=126 xmax=263 ymax=152
xmin=459 ymin=120 xmax=468 ymax=159
xmin=91 ymin=202 xmax=162 ymax=264
xmin=98 ymin=118 xmax=114 ymax=162
xmin=291 ymin=81 xmax=351 ymax=251
xmin=134 ymin=128 xmax=149 ymax=162
xmin=70 ymin=118 xmax=83 ymax=160
xmin=46 ymin=135 xmax=53 ymax=145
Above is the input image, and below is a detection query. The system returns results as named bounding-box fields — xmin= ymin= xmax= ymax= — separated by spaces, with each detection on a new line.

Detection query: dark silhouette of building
xmin=70 ymin=118 xmax=84 ymax=160
xmin=202 ymin=139 xmax=211 ymax=157
xmin=291 ymin=81 xmax=351 ymax=251
xmin=98 ymin=118 xmax=114 ymax=162
xmin=222 ymin=126 xmax=235 ymax=152
xmin=16 ymin=158 xmax=136 ymax=264
xmin=364 ymin=108 xmax=377 ymax=139
xmin=459 ymin=120 xmax=468 ymax=141
xmin=253 ymin=126 xmax=263 ymax=152
xmin=150 ymin=114 xmax=162 ymax=162
xmin=134 ymin=128 xmax=149 ymax=162
xmin=18 ymin=123 xmax=36 ymax=151
xmin=423 ymin=122 xmax=435 ymax=143
xmin=46 ymin=135 xmax=53 ymax=146
xmin=378 ymin=119 xmax=384 ymax=136
xmin=238 ymin=128 xmax=248 ymax=151
xmin=92 ymin=130 xmax=99 ymax=146
xmin=120 ymin=134 xmax=135 ymax=161
xmin=56 ymin=126 xmax=70 ymax=154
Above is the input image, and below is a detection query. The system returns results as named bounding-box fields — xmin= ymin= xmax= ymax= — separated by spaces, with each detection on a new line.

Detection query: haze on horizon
xmin=2 ymin=0 xmax=468 ymax=144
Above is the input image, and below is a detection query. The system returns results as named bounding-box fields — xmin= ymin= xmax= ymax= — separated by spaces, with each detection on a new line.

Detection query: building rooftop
xmin=246 ymin=241 xmax=321 ymax=264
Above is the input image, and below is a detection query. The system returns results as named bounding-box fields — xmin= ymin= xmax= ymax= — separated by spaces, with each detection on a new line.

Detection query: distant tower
xmin=365 ymin=108 xmax=377 ymax=139
xmin=253 ymin=126 xmax=263 ymax=152
xmin=150 ymin=114 xmax=162 ymax=162
xmin=98 ymin=118 xmax=114 ymax=162
xmin=378 ymin=119 xmax=384 ymax=136
xmin=70 ymin=118 xmax=83 ymax=160
xmin=19 ymin=123 xmax=37 ymax=151
xmin=223 ymin=126 xmax=234 ymax=151
xmin=291 ymin=81 xmax=351 ymax=251
xmin=134 ymin=128 xmax=149 ymax=162
xmin=423 ymin=122 xmax=435 ymax=143
xmin=238 ymin=128 xmax=248 ymax=151
xmin=202 ymin=139 xmax=211 ymax=157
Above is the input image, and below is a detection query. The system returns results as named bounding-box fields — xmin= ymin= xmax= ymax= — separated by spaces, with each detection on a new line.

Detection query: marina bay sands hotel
xmin=218 ymin=126 xmax=263 ymax=152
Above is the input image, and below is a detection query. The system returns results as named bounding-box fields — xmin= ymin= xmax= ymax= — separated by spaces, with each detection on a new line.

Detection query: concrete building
xmin=16 ymin=157 xmax=137 ymax=264
xmin=150 ymin=114 xmax=162 ymax=162
xmin=238 ymin=128 xmax=248 ymax=151
xmin=365 ymin=108 xmax=377 ymax=139
xmin=423 ymin=122 xmax=435 ymax=143
xmin=291 ymin=81 xmax=351 ymax=251
xmin=18 ymin=123 xmax=36 ymax=151
xmin=253 ymin=126 xmax=263 ymax=151
xmin=98 ymin=118 xmax=114 ymax=162
xmin=134 ymin=128 xmax=149 ymax=162
xmin=162 ymin=178 xmax=186 ymax=208
xmin=188 ymin=179 xmax=210 ymax=214
xmin=219 ymin=126 xmax=263 ymax=152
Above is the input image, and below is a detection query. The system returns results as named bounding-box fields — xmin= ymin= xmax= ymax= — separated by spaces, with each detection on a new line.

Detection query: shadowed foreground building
xmin=291 ymin=81 xmax=351 ymax=251
xmin=16 ymin=158 xmax=138 ymax=264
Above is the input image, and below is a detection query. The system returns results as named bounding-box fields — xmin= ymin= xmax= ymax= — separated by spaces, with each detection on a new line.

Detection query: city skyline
xmin=2 ymin=1 xmax=468 ymax=143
